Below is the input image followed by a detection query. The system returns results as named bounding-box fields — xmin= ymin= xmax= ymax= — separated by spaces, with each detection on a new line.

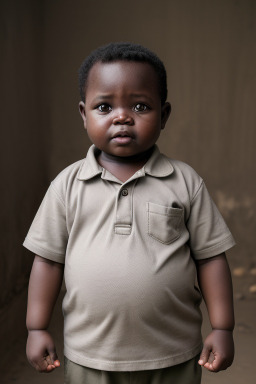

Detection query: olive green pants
xmin=64 ymin=355 xmax=201 ymax=384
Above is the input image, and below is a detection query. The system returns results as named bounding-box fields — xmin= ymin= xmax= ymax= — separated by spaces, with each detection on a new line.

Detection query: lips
xmin=111 ymin=130 xmax=134 ymax=144
xmin=112 ymin=130 xmax=133 ymax=139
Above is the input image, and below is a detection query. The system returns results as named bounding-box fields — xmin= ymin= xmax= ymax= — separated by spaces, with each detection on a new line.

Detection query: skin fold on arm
xmin=26 ymin=255 xmax=64 ymax=373
xmin=196 ymin=252 xmax=235 ymax=372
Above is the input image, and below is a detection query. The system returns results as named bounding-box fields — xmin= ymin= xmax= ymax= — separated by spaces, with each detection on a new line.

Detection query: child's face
xmin=79 ymin=60 xmax=171 ymax=159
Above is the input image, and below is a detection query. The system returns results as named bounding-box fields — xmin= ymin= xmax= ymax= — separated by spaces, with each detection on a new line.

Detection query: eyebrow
xmin=130 ymin=93 xmax=154 ymax=102
xmin=93 ymin=95 xmax=112 ymax=101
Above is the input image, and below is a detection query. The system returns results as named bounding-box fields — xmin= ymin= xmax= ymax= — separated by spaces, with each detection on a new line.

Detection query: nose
xmin=112 ymin=110 xmax=134 ymax=125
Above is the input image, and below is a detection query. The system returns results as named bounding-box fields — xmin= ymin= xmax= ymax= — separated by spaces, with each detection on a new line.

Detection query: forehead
xmin=86 ymin=61 xmax=159 ymax=95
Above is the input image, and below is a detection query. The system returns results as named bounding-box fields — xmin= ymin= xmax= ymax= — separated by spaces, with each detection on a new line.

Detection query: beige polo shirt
xmin=23 ymin=145 xmax=235 ymax=371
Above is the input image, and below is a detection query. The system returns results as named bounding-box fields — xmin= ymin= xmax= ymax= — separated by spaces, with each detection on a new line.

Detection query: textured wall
xmin=0 ymin=0 xmax=48 ymax=308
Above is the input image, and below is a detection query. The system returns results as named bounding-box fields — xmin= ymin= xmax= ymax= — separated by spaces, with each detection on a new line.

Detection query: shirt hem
xmin=64 ymin=343 xmax=203 ymax=371
xmin=192 ymin=234 xmax=236 ymax=260
xmin=23 ymin=237 xmax=65 ymax=264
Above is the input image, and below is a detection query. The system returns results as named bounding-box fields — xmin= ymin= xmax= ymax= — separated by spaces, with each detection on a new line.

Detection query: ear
xmin=79 ymin=101 xmax=87 ymax=130
xmin=161 ymin=102 xmax=171 ymax=130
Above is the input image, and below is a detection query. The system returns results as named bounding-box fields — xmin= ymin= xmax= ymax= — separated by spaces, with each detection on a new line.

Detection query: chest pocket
xmin=147 ymin=202 xmax=183 ymax=244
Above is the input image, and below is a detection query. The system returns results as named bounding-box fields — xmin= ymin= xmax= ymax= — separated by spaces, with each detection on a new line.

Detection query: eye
xmin=134 ymin=103 xmax=148 ymax=112
xmin=97 ymin=104 xmax=112 ymax=113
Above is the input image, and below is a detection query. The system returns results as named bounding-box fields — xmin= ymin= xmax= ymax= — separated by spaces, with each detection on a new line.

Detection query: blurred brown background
xmin=0 ymin=0 xmax=255 ymax=383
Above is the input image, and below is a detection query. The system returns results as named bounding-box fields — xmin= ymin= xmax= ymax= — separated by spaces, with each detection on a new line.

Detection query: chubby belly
xmin=63 ymin=243 xmax=200 ymax=329
xmin=62 ymin=240 xmax=203 ymax=364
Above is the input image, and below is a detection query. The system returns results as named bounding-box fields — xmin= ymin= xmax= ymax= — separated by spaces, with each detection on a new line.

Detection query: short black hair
xmin=78 ymin=42 xmax=168 ymax=105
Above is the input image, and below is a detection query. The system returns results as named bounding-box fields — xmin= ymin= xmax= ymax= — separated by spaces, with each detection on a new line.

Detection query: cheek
xmin=86 ymin=128 xmax=102 ymax=143
xmin=88 ymin=114 xmax=110 ymax=128
xmin=139 ymin=117 xmax=162 ymax=140
xmin=86 ymin=116 xmax=104 ymax=133
xmin=86 ymin=120 xmax=109 ymax=145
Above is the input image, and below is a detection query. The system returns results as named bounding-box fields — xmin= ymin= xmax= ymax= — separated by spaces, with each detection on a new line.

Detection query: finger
xmin=209 ymin=354 xmax=223 ymax=372
xmin=46 ymin=355 xmax=52 ymax=365
xmin=202 ymin=362 xmax=216 ymax=372
xmin=35 ymin=357 xmax=52 ymax=373
xmin=54 ymin=360 xmax=61 ymax=367
xmin=198 ymin=345 xmax=211 ymax=366
xmin=49 ymin=347 xmax=58 ymax=365
xmin=46 ymin=364 xmax=56 ymax=372
xmin=48 ymin=348 xmax=60 ymax=370
xmin=45 ymin=355 xmax=56 ymax=371
xmin=203 ymin=354 xmax=222 ymax=372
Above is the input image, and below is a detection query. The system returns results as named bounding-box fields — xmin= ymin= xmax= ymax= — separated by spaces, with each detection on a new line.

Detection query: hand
xmin=26 ymin=330 xmax=60 ymax=373
xmin=198 ymin=329 xmax=234 ymax=372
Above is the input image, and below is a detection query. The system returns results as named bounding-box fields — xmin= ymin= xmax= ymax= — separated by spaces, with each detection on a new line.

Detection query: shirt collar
xmin=77 ymin=145 xmax=103 ymax=180
xmin=144 ymin=146 xmax=174 ymax=177
xmin=77 ymin=145 xmax=174 ymax=181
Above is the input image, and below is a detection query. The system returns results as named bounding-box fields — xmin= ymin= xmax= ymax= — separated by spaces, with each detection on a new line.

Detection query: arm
xmin=196 ymin=252 xmax=235 ymax=372
xmin=26 ymin=255 xmax=64 ymax=373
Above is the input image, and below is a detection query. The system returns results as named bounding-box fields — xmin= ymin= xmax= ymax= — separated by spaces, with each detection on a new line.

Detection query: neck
xmin=96 ymin=146 xmax=155 ymax=183
xmin=97 ymin=146 xmax=155 ymax=167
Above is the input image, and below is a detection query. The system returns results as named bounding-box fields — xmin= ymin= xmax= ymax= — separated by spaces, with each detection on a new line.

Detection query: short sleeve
xmin=23 ymin=182 xmax=68 ymax=263
xmin=187 ymin=181 xmax=235 ymax=259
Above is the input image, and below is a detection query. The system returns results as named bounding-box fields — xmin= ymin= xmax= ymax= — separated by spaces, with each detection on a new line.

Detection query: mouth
xmin=111 ymin=131 xmax=134 ymax=144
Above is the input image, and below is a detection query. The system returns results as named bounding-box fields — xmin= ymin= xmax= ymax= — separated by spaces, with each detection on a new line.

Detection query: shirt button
xmin=121 ymin=189 xmax=128 ymax=196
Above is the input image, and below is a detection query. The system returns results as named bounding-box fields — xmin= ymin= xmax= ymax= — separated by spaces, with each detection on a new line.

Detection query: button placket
xmin=115 ymin=184 xmax=134 ymax=235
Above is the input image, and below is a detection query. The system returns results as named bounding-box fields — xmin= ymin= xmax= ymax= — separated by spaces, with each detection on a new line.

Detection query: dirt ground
xmin=2 ymin=270 xmax=256 ymax=384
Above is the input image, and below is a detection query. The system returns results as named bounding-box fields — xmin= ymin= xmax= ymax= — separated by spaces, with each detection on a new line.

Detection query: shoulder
xmin=159 ymin=154 xmax=204 ymax=200
xmin=53 ymin=159 xmax=85 ymax=183
xmin=50 ymin=159 xmax=86 ymax=199
xmin=168 ymin=157 xmax=198 ymax=175
xmin=167 ymin=156 xmax=203 ymax=185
